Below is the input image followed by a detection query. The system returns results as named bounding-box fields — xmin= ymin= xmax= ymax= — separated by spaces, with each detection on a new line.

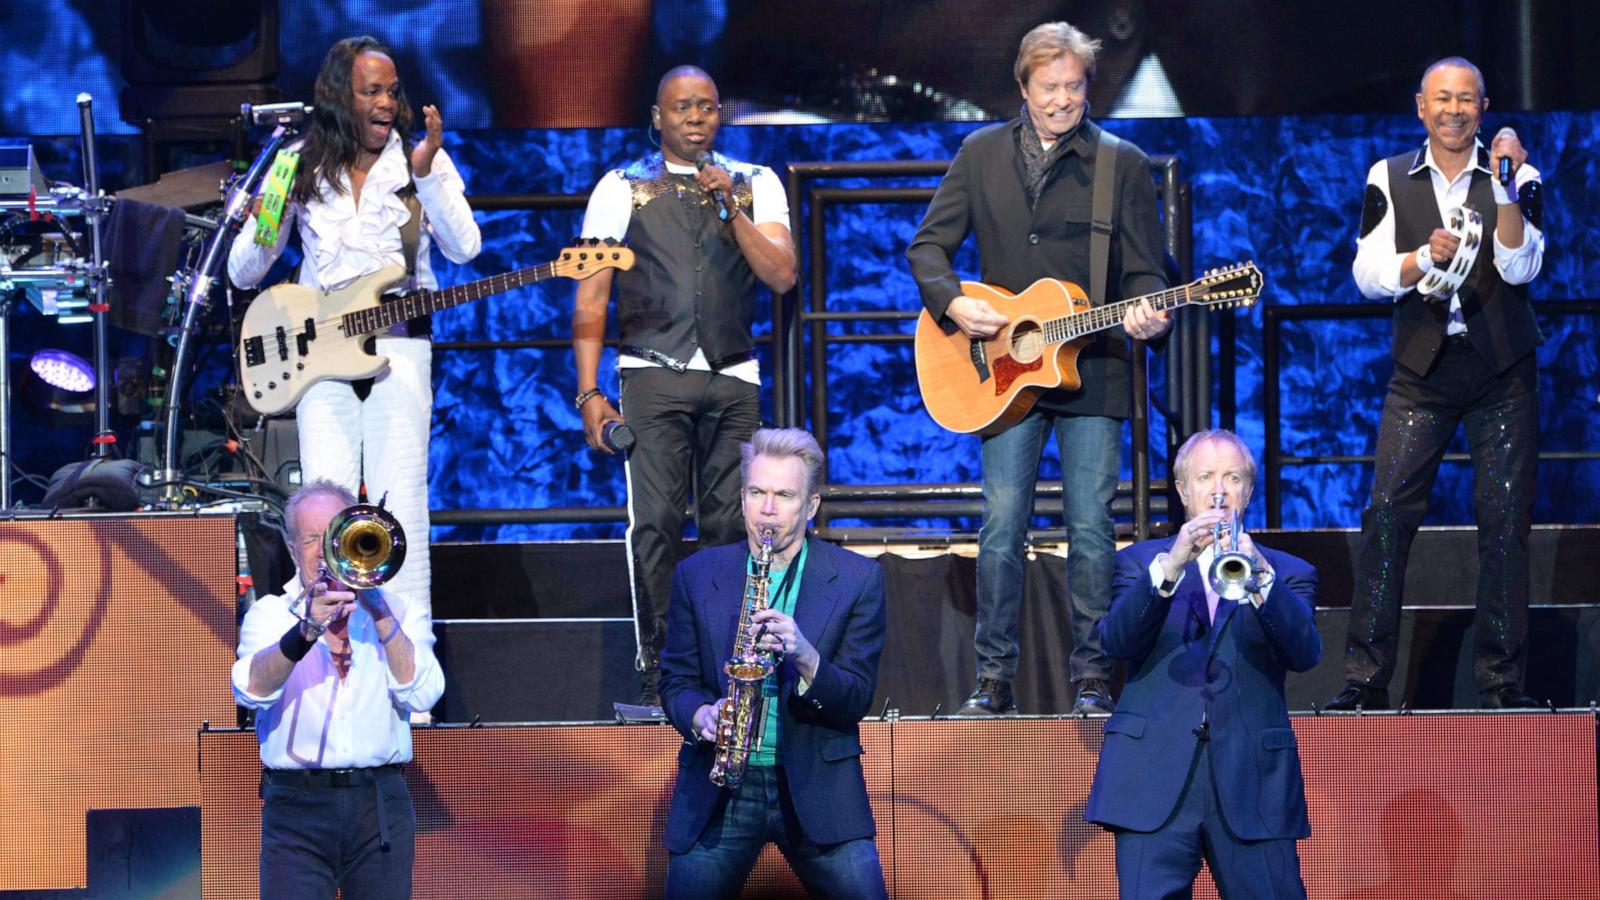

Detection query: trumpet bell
xmin=323 ymin=503 xmax=406 ymax=589
xmin=1209 ymin=551 xmax=1253 ymax=601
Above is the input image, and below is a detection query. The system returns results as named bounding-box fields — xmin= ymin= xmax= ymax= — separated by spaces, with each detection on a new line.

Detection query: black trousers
xmin=258 ymin=765 xmax=415 ymax=899
xmin=620 ymin=366 xmax=760 ymax=668
xmin=1346 ymin=338 xmax=1538 ymax=693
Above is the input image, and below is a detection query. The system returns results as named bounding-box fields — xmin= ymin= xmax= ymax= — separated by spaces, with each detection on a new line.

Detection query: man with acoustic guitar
xmin=907 ymin=21 xmax=1172 ymax=716
xmin=229 ymin=35 xmax=482 ymax=614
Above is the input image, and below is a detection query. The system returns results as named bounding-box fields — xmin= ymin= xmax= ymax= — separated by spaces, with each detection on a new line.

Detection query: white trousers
xmin=294 ymin=335 xmax=432 ymax=613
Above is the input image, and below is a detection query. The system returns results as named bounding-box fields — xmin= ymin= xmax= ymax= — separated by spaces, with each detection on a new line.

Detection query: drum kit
xmin=0 ymin=96 xmax=309 ymax=509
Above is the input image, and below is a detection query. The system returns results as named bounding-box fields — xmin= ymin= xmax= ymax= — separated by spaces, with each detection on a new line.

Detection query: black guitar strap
xmin=1089 ymin=128 xmax=1121 ymax=307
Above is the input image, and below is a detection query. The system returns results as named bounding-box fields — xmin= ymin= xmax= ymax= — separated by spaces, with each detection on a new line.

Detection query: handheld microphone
xmin=692 ymin=150 xmax=729 ymax=213
xmin=602 ymin=420 xmax=635 ymax=454
xmin=241 ymin=101 xmax=312 ymax=128
xmin=1494 ymin=126 xmax=1517 ymax=185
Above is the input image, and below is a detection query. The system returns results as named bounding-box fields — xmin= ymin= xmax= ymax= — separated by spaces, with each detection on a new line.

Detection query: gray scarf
xmin=1016 ymin=104 xmax=1082 ymax=207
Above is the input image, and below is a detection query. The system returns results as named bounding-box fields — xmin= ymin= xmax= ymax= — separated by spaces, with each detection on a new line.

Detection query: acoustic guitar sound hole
xmin=1008 ymin=320 xmax=1045 ymax=363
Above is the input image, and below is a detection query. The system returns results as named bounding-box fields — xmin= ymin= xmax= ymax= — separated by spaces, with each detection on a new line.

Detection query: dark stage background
xmin=0 ymin=2 xmax=1597 ymax=542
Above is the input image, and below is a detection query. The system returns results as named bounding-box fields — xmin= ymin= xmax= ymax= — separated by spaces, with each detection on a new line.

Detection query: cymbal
xmin=115 ymin=160 xmax=233 ymax=211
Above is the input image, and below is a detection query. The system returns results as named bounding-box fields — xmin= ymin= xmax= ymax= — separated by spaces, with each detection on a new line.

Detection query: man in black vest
xmin=906 ymin=21 xmax=1172 ymax=716
xmin=574 ymin=66 xmax=798 ymax=705
xmin=1328 ymin=57 xmax=1545 ymax=711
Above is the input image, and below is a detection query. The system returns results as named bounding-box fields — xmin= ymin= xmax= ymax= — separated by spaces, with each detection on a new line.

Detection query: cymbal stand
xmin=156 ymin=122 xmax=297 ymax=506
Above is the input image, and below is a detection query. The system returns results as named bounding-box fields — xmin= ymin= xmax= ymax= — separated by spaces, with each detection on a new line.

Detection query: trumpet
xmin=1207 ymin=492 xmax=1258 ymax=601
xmin=293 ymin=501 xmax=407 ymax=633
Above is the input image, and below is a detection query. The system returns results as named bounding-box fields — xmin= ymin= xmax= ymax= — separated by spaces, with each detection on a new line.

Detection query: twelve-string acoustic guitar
xmin=914 ymin=262 xmax=1263 ymax=435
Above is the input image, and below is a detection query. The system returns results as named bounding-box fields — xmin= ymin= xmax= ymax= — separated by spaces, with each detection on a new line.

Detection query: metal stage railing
xmin=434 ymin=157 xmax=1203 ymax=536
xmin=1260 ymin=299 xmax=1600 ymax=528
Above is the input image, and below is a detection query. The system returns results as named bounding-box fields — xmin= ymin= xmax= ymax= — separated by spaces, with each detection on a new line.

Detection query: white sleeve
xmin=578 ymin=171 xmax=634 ymax=241
xmin=414 ymin=148 xmax=481 ymax=264
xmin=384 ymin=590 xmax=446 ymax=712
xmin=227 ymin=202 xmax=295 ymax=290
xmin=750 ymin=165 xmax=791 ymax=228
xmin=1351 ymin=159 xmax=1409 ymax=301
xmin=1491 ymin=163 xmax=1544 ymax=286
xmin=1147 ymin=555 xmax=1185 ymax=597
xmin=230 ymin=595 xmax=297 ymax=709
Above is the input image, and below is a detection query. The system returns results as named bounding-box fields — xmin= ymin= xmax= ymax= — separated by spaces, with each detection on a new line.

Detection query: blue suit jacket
xmin=659 ymin=537 xmax=886 ymax=853
xmin=1085 ymin=537 xmax=1321 ymax=840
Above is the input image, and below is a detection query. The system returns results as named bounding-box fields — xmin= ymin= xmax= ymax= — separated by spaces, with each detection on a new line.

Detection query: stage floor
xmin=196 ymin=713 xmax=1599 ymax=899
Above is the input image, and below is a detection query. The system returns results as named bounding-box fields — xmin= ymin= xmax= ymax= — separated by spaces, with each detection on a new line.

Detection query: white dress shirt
xmin=578 ymin=159 xmax=790 ymax=386
xmin=228 ymin=130 xmax=482 ymax=294
xmin=232 ymin=576 xmax=445 ymax=770
xmin=1352 ymin=139 xmax=1543 ymax=335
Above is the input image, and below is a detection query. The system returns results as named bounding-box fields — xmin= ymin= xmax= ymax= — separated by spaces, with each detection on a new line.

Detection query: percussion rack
xmin=0 ymin=101 xmax=114 ymax=508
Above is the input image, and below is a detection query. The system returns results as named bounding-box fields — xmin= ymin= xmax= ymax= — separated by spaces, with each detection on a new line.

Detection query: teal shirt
xmin=747 ymin=539 xmax=807 ymax=768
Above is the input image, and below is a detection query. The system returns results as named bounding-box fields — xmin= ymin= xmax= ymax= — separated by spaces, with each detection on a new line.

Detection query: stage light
xmin=30 ymin=349 xmax=95 ymax=393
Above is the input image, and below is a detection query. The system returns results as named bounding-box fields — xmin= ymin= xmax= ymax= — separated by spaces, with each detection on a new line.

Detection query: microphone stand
xmin=77 ymin=94 xmax=113 ymax=461
xmin=156 ymin=123 xmax=297 ymax=506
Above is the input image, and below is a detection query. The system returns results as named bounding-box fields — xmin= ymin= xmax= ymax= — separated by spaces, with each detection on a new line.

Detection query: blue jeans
xmin=976 ymin=411 xmax=1120 ymax=684
xmin=664 ymin=766 xmax=888 ymax=900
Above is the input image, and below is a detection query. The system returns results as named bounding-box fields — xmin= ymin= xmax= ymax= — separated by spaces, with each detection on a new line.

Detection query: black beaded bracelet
xmin=279 ymin=622 xmax=316 ymax=662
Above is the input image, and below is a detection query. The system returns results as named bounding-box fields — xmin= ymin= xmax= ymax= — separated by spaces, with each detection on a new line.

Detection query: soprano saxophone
xmin=709 ymin=529 xmax=777 ymax=788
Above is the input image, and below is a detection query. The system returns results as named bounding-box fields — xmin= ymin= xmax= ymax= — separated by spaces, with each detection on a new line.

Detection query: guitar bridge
xmin=969 ymin=339 xmax=991 ymax=383
xmin=243 ymin=335 xmax=265 ymax=368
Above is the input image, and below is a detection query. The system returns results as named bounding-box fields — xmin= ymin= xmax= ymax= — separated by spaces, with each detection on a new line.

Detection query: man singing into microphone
xmin=572 ymin=65 xmax=798 ymax=707
xmin=1327 ymin=56 xmax=1546 ymax=712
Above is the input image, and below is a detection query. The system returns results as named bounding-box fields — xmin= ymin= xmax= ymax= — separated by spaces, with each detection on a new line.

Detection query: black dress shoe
xmin=1324 ymin=684 xmax=1389 ymax=711
xmin=1072 ymin=678 xmax=1116 ymax=715
xmin=955 ymin=677 xmax=1017 ymax=716
xmin=1480 ymin=685 xmax=1540 ymax=709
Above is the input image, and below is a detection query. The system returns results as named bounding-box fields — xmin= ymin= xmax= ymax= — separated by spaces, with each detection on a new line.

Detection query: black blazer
xmin=659 ymin=537 xmax=886 ymax=853
xmin=906 ymin=117 xmax=1169 ymax=418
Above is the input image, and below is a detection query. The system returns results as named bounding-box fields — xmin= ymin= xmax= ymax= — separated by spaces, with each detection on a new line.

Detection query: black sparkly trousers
xmin=1345 ymin=337 xmax=1538 ymax=694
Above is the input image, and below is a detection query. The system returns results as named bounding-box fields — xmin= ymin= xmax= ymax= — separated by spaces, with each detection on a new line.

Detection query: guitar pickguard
xmin=991 ymin=353 xmax=1042 ymax=395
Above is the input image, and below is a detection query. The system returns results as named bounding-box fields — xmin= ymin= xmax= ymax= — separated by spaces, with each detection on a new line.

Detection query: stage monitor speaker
xmin=0 ymin=513 xmax=239 ymax=892
xmin=120 ymin=0 xmax=278 ymax=85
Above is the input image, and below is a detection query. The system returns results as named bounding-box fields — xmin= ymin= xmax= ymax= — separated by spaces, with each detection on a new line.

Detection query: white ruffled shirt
xmin=228 ymin=130 xmax=481 ymax=295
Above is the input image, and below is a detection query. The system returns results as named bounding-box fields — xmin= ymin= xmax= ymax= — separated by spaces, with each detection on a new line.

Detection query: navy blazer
xmin=1085 ymin=537 xmax=1321 ymax=841
xmin=659 ymin=537 xmax=886 ymax=854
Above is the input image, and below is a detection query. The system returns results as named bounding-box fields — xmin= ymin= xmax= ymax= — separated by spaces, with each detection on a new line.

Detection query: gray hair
xmin=1171 ymin=429 xmax=1258 ymax=497
xmin=283 ymin=479 xmax=357 ymax=541
xmin=1419 ymin=56 xmax=1485 ymax=97
xmin=740 ymin=428 xmax=826 ymax=500
xmin=1014 ymin=21 xmax=1101 ymax=86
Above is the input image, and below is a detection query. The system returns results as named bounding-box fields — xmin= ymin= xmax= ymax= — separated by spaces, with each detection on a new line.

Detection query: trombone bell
xmin=324 ymin=503 xmax=406 ymax=590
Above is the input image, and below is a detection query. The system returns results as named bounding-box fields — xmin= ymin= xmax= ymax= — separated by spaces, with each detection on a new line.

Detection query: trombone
xmin=292 ymin=501 xmax=407 ymax=633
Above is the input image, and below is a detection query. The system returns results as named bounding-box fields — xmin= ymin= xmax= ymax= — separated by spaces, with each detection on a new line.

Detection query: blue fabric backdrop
xmin=428 ymin=112 xmax=1600 ymax=541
